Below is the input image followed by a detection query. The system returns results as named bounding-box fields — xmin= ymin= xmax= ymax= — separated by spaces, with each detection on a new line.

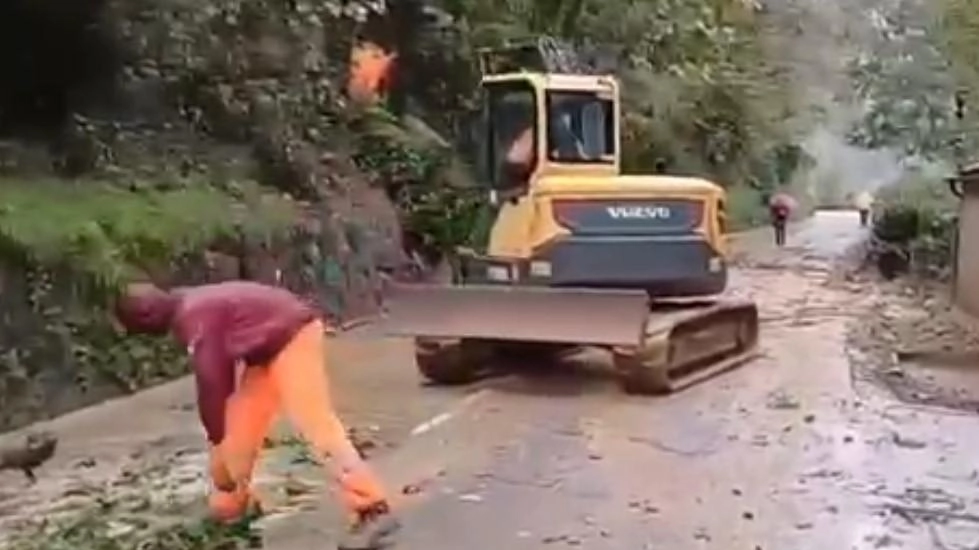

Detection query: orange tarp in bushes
xmin=347 ymin=42 xmax=396 ymax=104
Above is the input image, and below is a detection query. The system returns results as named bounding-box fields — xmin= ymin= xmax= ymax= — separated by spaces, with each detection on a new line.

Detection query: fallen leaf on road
xmin=542 ymin=534 xmax=581 ymax=545
xmin=283 ymin=476 xmax=316 ymax=497
xmin=349 ymin=427 xmax=378 ymax=458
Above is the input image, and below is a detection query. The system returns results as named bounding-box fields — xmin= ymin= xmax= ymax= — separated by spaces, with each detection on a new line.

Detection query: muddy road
xmin=5 ymin=210 xmax=979 ymax=549
xmin=269 ymin=210 xmax=979 ymax=549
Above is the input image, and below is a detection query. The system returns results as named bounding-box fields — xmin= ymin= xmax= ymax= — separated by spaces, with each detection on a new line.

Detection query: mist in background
xmin=761 ymin=0 xmax=911 ymax=202
xmin=803 ymin=127 xmax=903 ymax=194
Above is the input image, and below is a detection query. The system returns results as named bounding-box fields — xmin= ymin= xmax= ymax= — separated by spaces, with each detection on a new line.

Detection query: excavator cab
xmin=487 ymin=78 xmax=616 ymax=187
xmin=481 ymin=45 xmax=619 ymax=191
xmin=384 ymin=37 xmax=759 ymax=394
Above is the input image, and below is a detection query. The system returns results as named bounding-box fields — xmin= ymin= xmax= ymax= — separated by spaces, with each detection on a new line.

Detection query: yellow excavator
xmin=383 ymin=38 xmax=760 ymax=394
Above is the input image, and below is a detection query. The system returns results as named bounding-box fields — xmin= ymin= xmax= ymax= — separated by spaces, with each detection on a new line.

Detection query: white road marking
xmin=410 ymin=412 xmax=451 ymax=436
xmin=410 ymin=389 xmax=491 ymax=437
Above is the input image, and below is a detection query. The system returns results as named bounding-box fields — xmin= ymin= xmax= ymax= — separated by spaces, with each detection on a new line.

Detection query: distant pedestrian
xmin=854 ymin=190 xmax=874 ymax=227
xmin=768 ymin=192 xmax=795 ymax=247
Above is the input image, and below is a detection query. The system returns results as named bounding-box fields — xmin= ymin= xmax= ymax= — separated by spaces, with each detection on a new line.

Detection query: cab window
xmin=486 ymin=81 xmax=537 ymax=189
xmin=545 ymin=90 xmax=615 ymax=163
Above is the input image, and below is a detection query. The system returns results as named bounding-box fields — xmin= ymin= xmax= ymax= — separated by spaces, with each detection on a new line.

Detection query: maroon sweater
xmin=170 ymin=281 xmax=317 ymax=444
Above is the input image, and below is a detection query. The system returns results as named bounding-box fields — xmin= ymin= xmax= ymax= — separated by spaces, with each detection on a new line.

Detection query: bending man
xmin=115 ymin=280 xmax=398 ymax=549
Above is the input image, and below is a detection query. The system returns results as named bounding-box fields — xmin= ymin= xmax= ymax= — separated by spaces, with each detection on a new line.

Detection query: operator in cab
xmin=504 ymin=103 xmax=587 ymax=179
xmin=114 ymin=281 xmax=398 ymax=550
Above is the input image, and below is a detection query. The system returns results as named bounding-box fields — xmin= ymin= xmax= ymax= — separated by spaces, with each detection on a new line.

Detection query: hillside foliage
xmin=1 ymin=0 xmax=813 ymax=275
xmin=841 ymin=0 xmax=979 ymax=280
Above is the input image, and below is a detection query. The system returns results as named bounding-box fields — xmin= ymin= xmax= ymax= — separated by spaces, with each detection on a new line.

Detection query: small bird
xmin=0 ymin=431 xmax=58 ymax=483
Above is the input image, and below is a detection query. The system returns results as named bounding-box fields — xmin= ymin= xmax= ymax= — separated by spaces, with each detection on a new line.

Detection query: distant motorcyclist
xmin=768 ymin=192 xmax=795 ymax=247
xmin=854 ymin=190 xmax=873 ymax=227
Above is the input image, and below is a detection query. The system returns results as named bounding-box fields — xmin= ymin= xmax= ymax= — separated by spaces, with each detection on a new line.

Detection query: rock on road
xmin=4 ymin=211 xmax=979 ymax=550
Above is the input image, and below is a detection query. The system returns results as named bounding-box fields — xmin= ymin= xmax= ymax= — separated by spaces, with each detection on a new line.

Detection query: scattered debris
xmin=349 ymin=427 xmax=379 ymax=458
xmin=890 ymin=432 xmax=927 ymax=450
xmin=628 ymin=499 xmax=659 ymax=514
xmin=282 ymin=476 xmax=316 ymax=497
xmin=542 ymin=533 xmax=582 ymax=545
xmin=766 ymin=390 xmax=801 ymax=410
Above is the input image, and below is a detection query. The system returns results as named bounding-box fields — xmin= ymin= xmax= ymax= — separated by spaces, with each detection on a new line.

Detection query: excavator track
xmin=612 ymin=300 xmax=760 ymax=394
xmin=414 ymin=338 xmax=577 ymax=385
xmin=415 ymin=337 xmax=495 ymax=385
xmin=386 ymin=284 xmax=760 ymax=393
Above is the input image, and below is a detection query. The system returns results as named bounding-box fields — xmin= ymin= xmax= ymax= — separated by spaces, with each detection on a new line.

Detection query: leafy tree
xmin=846 ymin=0 xmax=959 ymax=160
xmin=935 ymin=0 xmax=979 ymax=164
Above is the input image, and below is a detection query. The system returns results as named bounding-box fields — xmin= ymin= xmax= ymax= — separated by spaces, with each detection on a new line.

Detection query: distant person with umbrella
xmin=768 ymin=192 xmax=796 ymax=247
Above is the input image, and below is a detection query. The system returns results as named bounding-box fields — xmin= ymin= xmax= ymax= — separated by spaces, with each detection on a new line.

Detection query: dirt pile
xmin=847 ymin=277 xmax=979 ymax=412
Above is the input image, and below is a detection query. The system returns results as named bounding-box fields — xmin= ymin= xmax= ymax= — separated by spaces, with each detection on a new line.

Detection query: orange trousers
xmin=207 ymin=320 xmax=388 ymax=522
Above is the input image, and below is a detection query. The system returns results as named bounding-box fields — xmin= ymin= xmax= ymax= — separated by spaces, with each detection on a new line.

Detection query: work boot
xmin=208 ymin=489 xmax=264 ymax=524
xmin=337 ymin=501 xmax=401 ymax=550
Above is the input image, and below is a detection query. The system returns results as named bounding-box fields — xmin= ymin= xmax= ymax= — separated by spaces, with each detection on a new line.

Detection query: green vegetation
xmin=846 ymin=0 xmax=958 ymax=160
xmin=0 ymin=0 xmax=813 ymax=277
xmin=842 ymin=0 xmax=979 ymax=278
xmin=0 ymin=179 xmax=295 ymax=291
xmin=938 ymin=0 xmax=979 ymax=154
xmin=726 ymin=186 xmax=771 ymax=231
xmin=870 ymin=170 xmax=957 ymax=278
xmin=4 ymin=496 xmax=262 ymax=550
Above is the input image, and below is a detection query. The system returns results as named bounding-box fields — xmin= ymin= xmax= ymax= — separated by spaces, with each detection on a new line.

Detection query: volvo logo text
xmin=606 ymin=205 xmax=672 ymax=219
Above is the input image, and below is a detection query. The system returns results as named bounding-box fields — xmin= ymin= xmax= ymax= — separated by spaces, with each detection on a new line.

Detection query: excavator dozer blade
xmin=382 ymin=283 xmax=650 ymax=347
xmin=613 ymin=300 xmax=761 ymax=394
